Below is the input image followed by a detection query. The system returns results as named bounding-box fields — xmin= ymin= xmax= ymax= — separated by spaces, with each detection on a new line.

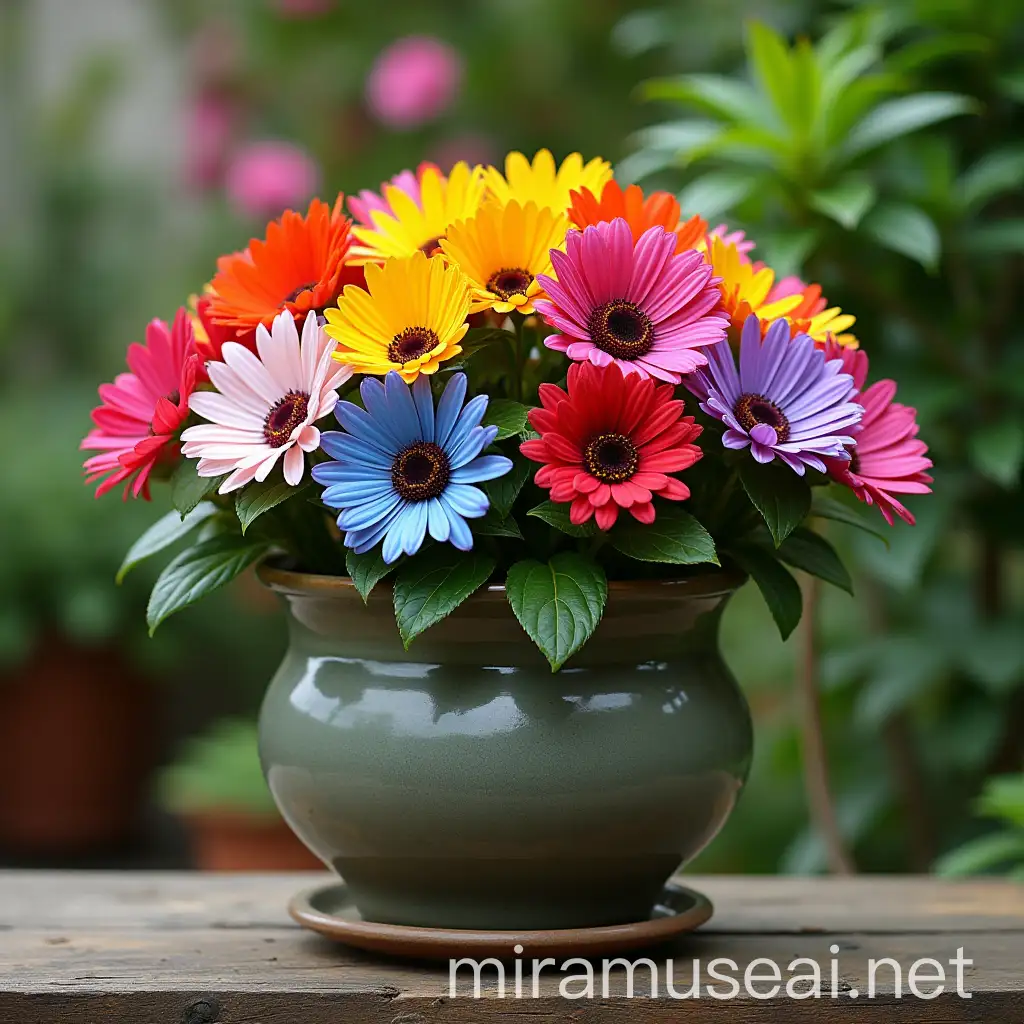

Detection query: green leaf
xmin=147 ymin=535 xmax=270 ymax=634
xmin=506 ymin=553 xmax=608 ymax=671
xmin=739 ymin=460 xmax=812 ymax=547
xmin=345 ymin=547 xmax=396 ymax=603
xmin=935 ymin=832 xmax=1024 ymax=878
xmin=610 ymin=506 xmax=718 ymax=565
xmin=810 ymin=177 xmax=876 ymax=229
xmin=472 ymin=507 xmax=523 ymax=539
xmin=811 ymin=493 xmax=889 ymax=544
xmin=639 ymin=74 xmax=763 ymax=123
xmin=235 ymin=479 xmax=306 ymax=534
xmin=885 ymin=32 xmax=990 ymax=76
xmin=747 ymin=21 xmax=797 ymax=128
xmin=393 ymin=547 xmax=496 ymax=647
xmin=966 ymin=220 xmax=1024 ymax=256
xmin=460 ymin=326 xmax=516 ymax=355
xmin=861 ymin=202 xmax=940 ymax=271
xmin=969 ymin=421 xmax=1024 ymax=488
xmin=482 ymin=399 xmax=530 ymax=441
xmin=171 ymin=459 xmax=225 ymax=518
xmin=777 ymin=527 xmax=853 ymax=594
xmin=484 ymin=457 xmax=532 ymax=519
xmin=959 ymin=147 xmax=1024 ymax=211
xmin=116 ymin=503 xmax=218 ymax=584
xmin=977 ymin=776 xmax=1024 ymax=829
xmin=753 ymin=228 xmax=820 ymax=279
xmin=729 ymin=545 xmax=803 ymax=640
xmin=627 ymin=120 xmax=723 ymax=159
xmin=678 ymin=170 xmax=762 ymax=220
xmin=527 ymin=500 xmax=596 ymax=538
xmin=840 ymin=92 xmax=975 ymax=161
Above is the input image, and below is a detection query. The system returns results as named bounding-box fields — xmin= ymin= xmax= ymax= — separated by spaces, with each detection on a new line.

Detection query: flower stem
xmin=509 ymin=312 xmax=527 ymax=403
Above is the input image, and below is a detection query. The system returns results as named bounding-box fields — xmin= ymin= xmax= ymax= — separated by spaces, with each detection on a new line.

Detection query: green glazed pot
xmin=257 ymin=564 xmax=753 ymax=930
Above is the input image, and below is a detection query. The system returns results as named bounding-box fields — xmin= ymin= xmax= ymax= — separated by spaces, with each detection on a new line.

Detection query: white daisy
xmin=181 ymin=310 xmax=352 ymax=492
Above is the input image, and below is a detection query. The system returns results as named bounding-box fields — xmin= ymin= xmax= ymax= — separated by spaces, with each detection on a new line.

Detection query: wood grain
xmin=0 ymin=871 xmax=1021 ymax=1022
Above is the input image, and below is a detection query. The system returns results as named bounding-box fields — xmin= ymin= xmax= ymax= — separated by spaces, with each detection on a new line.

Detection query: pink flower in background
xmin=366 ymin=36 xmax=462 ymax=129
xmin=348 ymin=164 xmax=436 ymax=227
xmin=224 ymin=141 xmax=320 ymax=219
xmin=272 ymin=0 xmax=333 ymax=16
xmin=184 ymin=93 xmax=235 ymax=189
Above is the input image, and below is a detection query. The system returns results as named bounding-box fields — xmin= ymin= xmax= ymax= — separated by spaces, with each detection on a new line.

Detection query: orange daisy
xmin=204 ymin=195 xmax=364 ymax=351
xmin=768 ymin=278 xmax=859 ymax=349
xmin=568 ymin=181 xmax=707 ymax=254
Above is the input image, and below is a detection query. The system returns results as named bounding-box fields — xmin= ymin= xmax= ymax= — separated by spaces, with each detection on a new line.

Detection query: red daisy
xmin=80 ymin=308 xmax=199 ymax=500
xmin=520 ymin=361 xmax=703 ymax=530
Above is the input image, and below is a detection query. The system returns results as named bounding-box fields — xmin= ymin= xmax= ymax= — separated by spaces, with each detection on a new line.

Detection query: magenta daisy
xmin=534 ymin=218 xmax=729 ymax=383
xmin=81 ymin=309 xmax=200 ymax=500
xmin=823 ymin=342 xmax=933 ymax=525
xmin=180 ymin=310 xmax=352 ymax=492
xmin=688 ymin=314 xmax=863 ymax=475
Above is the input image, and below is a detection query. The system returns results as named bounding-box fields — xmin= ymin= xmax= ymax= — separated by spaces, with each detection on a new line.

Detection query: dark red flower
xmin=520 ymin=361 xmax=703 ymax=530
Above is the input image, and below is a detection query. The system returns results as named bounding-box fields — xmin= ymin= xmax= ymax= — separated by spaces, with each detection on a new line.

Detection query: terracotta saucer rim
xmin=288 ymin=881 xmax=714 ymax=959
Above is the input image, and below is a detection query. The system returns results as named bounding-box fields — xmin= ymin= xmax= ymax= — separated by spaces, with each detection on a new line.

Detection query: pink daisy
xmin=81 ymin=309 xmax=200 ymax=500
xmin=180 ymin=310 xmax=352 ymax=492
xmin=826 ymin=371 xmax=933 ymax=527
xmin=535 ymin=218 xmax=729 ymax=383
xmin=347 ymin=163 xmax=438 ymax=227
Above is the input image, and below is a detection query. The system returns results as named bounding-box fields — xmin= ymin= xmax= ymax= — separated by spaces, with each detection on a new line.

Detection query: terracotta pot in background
xmin=184 ymin=811 xmax=323 ymax=871
xmin=0 ymin=639 xmax=157 ymax=854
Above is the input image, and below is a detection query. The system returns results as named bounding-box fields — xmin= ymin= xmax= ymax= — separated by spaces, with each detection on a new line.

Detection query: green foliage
xmin=345 ymin=548 xmax=396 ymax=603
xmin=739 ymin=461 xmax=812 ymax=547
xmin=610 ymin=506 xmax=718 ymax=565
xmin=506 ymin=553 xmax=608 ymax=671
xmin=393 ymin=547 xmax=496 ymax=647
xmin=937 ymin=775 xmax=1024 ymax=878
xmin=117 ymin=503 xmax=218 ymax=584
xmin=147 ymin=535 xmax=272 ymax=634
xmin=236 ymin=479 xmax=307 ymax=534
xmin=158 ymin=719 xmax=277 ymax=818
xmin=527 ymin=500 xmax=596 ymax=538
xmin=728 ymin=544 xmax=803 ymax=640
xmin=171 ymin=460 xmax=224 ymax=518
xmin=482 ymin=399 xmax=531 ymax=441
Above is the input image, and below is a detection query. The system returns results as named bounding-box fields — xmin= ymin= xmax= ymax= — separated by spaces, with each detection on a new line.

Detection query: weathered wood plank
xmin=0 ymin=872 xmax=1021 ymax=1023
xmin=1 ymin=872 xmax=1021 ymax=934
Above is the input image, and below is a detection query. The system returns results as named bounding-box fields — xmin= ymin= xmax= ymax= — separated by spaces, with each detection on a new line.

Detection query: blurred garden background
xmin=1 ymin=0 xmax=1022 ymax=875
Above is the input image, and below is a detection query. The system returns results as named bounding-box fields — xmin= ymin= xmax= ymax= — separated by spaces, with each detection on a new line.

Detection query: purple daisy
xmin=534 ymin=218 xmax=729 ymax=383
xmin=687 ymin=314 xmax=863 ymax=475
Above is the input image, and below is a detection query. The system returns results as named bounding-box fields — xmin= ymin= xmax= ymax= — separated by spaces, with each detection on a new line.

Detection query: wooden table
xmin=0 ymin=872 xmax=1021 ymax=1021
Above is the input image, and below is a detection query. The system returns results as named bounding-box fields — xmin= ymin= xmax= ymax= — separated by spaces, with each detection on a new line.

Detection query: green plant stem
xmin=510 ymin=312 xmax=527 ymax=403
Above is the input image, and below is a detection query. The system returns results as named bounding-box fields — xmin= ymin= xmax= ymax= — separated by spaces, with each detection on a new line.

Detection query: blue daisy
xmin=313 ymin=371 xmax=513 ymax=564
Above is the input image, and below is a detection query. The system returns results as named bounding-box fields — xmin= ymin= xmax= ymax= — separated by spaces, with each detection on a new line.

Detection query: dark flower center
xmin=264 ymin=390 xmax=310 ymax=448
xmin=419 ymin=236 xmax=443 ymax=256
xmin=285 ymin=280 xmax=319 ymax=304
xmin=583 ymin=432 xmax=639 ymax=484
xmin=388 ymin=326 xmax=440 ymax=364
xmin=735 ymin=392 xmax=790 ymax=442
xmin=392 ymin=441 xmax=450 ymax=502
xmin=486 ymin=266 xmax=534 ymax=301
xmin=848 ymin=449 xmax=860 ymax=475
xmin=588 ymin=299 xmax=655 ymax=360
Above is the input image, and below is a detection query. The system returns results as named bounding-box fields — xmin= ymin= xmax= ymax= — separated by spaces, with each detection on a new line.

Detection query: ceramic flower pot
xmin=257 ymin=564 xmax=753 ymax=930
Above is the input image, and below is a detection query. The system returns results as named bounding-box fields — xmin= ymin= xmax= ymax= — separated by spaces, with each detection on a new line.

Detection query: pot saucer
xmin=289 ymin=880 xmax=713 ymax=959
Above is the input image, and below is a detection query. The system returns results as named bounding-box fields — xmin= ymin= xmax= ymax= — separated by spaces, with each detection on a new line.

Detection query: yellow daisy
xmin=708 ymin=236 xmax=803 ymax=332
xmin=440 ymin=201 xmax=568 ymax=315
xmin=483 ymin=149 xmax=613 ymax=213
xmin=348 ymin=162 xmax=487 ymax=265
xmin=323 ymin=253 xmax=471 ymax=383
xmin=788 ymin=291 xmax=859 ymax=348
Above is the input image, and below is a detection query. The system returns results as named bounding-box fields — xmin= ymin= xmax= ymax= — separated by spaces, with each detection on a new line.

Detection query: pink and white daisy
xmin=181 ymin=310 xmax=352 ymax=492
xmin=824 ymin=341 xmax=932 ymax=525
xmin=81 ymin=309 xmax=200 ymax=500
xmin=535 ymin=218 xmax=729 ymax=383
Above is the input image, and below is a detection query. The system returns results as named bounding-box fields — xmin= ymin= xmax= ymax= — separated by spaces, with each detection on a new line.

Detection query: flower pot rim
xmin=257 ymin=558 xmax=747 ymax=600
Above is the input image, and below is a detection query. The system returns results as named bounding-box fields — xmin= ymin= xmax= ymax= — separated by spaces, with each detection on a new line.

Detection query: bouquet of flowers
xmin=81 ymin=150 xmax=932 ymax=668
